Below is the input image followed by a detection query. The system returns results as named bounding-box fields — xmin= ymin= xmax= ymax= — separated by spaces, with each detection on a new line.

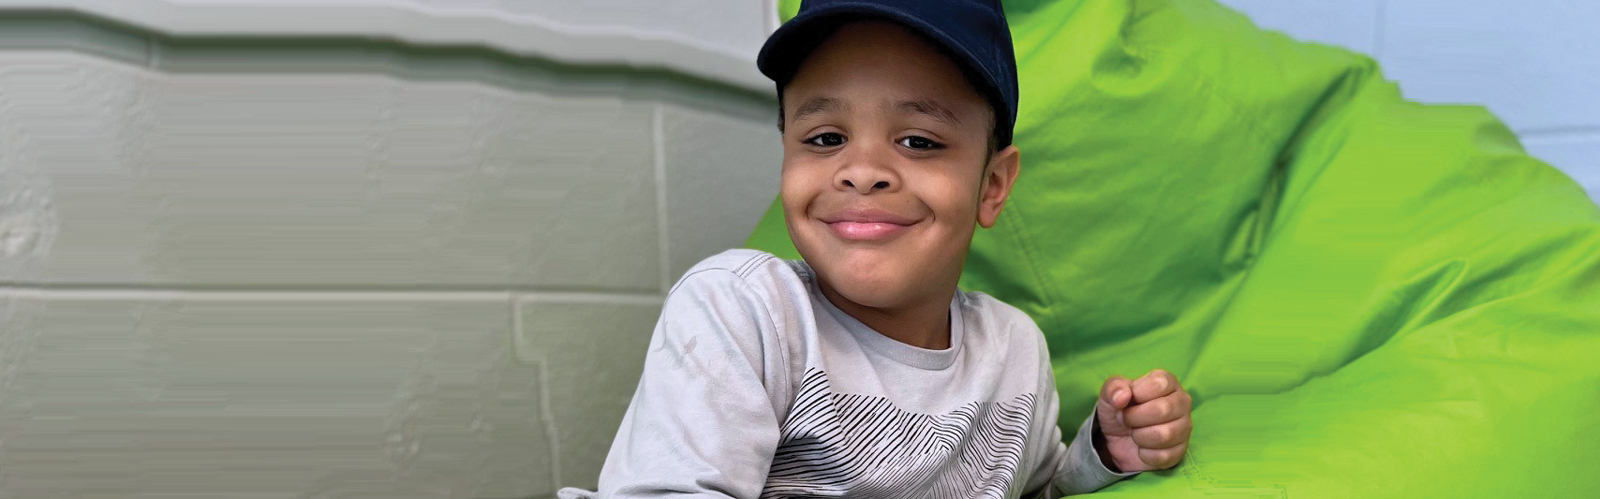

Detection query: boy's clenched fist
xmin=1095 ymin=369 xmax=1193 ymax=472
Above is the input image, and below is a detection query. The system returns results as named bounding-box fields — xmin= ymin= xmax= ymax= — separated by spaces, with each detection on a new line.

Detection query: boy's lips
xmin=827 ymin=221 xmax=914 ymax=240
xmin=819 ymin=208 xmax=920 ymax=241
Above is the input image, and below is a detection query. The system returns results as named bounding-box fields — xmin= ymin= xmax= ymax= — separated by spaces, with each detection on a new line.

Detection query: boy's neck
xmin=818 ymin=281 xmax=954 ymax=351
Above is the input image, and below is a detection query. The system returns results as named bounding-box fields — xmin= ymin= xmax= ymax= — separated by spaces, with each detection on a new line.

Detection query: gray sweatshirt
xmin=559 ymin=249 xmax=1135 ymax=499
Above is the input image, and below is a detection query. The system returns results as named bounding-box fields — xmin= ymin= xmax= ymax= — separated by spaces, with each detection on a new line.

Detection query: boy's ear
xmin=977 ymin=145 xmax=1021 ymax=229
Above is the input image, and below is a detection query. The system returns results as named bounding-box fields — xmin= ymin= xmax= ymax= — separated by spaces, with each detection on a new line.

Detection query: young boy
xmin=561 ymin=1 xmax=1193 ymax=497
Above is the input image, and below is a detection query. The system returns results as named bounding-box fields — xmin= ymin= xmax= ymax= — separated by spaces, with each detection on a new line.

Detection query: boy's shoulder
xmin=958 ymin=288 xmax=1049 ymax=347
xmin=668 ymin=249 xmax=812 ymax=308
xmin=953 ymin=287 xmax=1043 ymax=331
xmin=674 ymin=248 xmax=791 ymax=281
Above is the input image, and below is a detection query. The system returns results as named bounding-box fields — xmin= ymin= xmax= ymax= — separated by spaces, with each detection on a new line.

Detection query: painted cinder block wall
xmin=0 ymin=0 xmax=1592 ymax=498
xmin=0 ymin=1 xmax=781 ymax=497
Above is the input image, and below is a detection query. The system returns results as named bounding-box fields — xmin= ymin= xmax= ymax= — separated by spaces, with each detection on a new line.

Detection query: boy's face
xmin=780 ymin=21 xmax=1020 ymax=312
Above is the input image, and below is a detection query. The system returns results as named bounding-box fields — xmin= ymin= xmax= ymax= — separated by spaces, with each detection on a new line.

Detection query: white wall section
xmin=0 ymin=1 xmax=780 ymax=497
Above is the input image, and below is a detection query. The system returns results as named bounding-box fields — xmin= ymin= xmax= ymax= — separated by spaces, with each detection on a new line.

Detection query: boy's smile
xmin=779 ymin=21 xmax=1020 ymax=347
xmin=819 ymin=205 xmax=921 ymax=241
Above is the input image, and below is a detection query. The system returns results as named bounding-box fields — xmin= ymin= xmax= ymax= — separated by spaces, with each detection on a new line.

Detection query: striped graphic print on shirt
xmin=761 ymin=369 xmax=1037 ymax=499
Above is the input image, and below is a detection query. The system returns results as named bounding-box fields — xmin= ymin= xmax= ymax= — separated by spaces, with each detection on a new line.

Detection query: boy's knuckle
xmin=1154 ymin=398 xmax=1174 ymax=416
xmin=1153 ymin=448 xmax=1179 ymax=465
xmin=1154 ymin=428 xmax=1175 ymax=446
xmin=1134 ymin=425 xmax=1173 ymax=447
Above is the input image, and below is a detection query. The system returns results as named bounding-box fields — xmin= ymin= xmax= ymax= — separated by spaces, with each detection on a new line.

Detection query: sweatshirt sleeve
xmin=1018 ymin=326 xmax=1138 ymax=498
xmin=583 ymin=266 xmax=788 ymax=499
xmin=1021 ymin=403 xmax=1139 ymax=498
xmin=1019 ymin=343 xmax=1138 ymax=499
xmin=1048 ymin=408 xmax=1140 ymax=496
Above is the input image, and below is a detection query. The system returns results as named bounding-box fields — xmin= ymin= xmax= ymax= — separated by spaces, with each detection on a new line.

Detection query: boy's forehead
xmin=789 ymin=95 xmax=967 ymax=127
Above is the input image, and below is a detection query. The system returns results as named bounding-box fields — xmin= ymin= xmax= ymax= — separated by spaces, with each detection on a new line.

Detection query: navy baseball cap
xmin=757 ymin=0 xmax=1020 ymax=147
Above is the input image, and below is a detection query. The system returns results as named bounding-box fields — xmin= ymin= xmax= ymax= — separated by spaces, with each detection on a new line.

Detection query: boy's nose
xmin=840 ymin=178 xmax=891 ymax=193
xmin=834 ymin=152 xmax=900 ymax=195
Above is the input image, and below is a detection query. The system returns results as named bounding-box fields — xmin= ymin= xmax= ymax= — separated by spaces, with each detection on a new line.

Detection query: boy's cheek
xmin=779 ymin=163 xmax=828 ymax=212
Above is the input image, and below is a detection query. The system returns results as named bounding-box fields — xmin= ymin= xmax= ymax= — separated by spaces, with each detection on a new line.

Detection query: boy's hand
xmin=1095 ymin=369 xmax=1192 ymax=472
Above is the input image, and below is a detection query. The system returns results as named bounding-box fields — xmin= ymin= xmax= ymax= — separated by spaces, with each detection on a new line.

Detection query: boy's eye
xmin=803 ymin=132 xmax=846 ymax=147
xmin=897 ymin=136 xmax=943 ymax=150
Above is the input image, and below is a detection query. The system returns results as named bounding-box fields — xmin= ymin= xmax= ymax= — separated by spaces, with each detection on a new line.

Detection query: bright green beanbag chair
xmin=747 ymin=0 xmax=1600 ymax=496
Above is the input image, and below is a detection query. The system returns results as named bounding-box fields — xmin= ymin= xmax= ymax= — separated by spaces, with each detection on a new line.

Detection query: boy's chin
xmin=814 ymin=264 xmax=925 ymax=311
xmin=827 ymin=281 xmax=913 ymax=310
xmin=797 ymin=240 xmax=949 ymax=310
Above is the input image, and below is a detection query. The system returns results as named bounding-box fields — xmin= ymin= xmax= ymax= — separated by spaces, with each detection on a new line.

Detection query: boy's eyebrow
xmin=896 ymin=99 xmax=962 ymax=126
xmin=792 ymin=97 xmax=844 ymax=123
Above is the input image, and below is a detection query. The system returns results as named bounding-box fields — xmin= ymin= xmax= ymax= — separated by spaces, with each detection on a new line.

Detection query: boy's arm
xmin=1046 ymin=408 xmax=1140 ymax=496
xmin=1021 ymin=357 xmax=1137 ymax=497
xmin=589 ymin=268 xmax=787 ymax=499
xmin=1021 ymin=404 xmax=1138 ymax=497
xmin=1020 ymin=327 xmax=1138 ymax=498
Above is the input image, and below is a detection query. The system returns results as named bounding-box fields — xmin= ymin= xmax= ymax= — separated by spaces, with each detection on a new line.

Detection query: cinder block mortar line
xmin=654 ymin=106 xmax=673 ymax=294
xmin=537 ymin=355 xmax=565 ymax=491
xmin=507 ymin=293 xmax=567 ymax=495
xmin=0 ymin=286 xmax=664 ymax=304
